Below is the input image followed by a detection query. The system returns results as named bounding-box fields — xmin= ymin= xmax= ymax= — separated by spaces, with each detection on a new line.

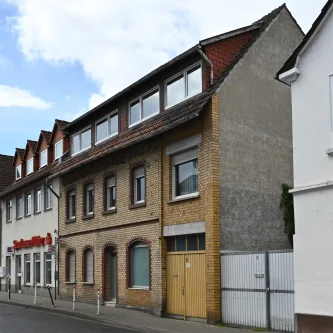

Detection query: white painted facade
xmin=1 ymin=178 xmax=60 ymax=296
xmin=282 ymin=9 xmax=333 ymax=317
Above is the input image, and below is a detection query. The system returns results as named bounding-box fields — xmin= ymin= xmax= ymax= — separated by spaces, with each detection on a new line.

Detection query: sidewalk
xmin=0 ymin=291 xmax=267 ymax=333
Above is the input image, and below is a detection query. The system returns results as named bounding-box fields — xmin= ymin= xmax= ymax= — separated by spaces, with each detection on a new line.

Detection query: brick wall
xmin=59 ymin=139 xmax=163 ymax=312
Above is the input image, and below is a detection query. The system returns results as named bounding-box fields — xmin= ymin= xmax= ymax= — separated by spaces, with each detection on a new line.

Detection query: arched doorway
xmin=103 ymin=246 xmax=117 ymax=303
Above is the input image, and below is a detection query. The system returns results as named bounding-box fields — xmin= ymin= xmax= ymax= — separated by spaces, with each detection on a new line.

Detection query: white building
xmin=278 ymin=0 xmax=333 ymax=331
xmin=0 ymin=121 xmax=68 ymax=297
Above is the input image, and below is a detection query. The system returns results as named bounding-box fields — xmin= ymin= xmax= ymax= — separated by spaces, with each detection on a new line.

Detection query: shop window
xmin=166 ymin=233 xmax=206 ymax=252
xmin=83 ymin=248 xmax=94 ymax=283
xmin=130 ymin=242 xmax=149 ymax=288
xmin=25 ymin=254 xmax=31 ymax=284
xmin=34 ymin=253 xmax=41 ymax=284
xmin=45 ymin=253 xmax=52 ymax=285
xmin=66 ymin=250 xmax=75 ymax=283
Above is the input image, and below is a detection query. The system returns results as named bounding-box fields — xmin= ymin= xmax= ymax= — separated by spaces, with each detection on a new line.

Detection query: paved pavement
xmin=0 ymin=291 xmax=269 ymax=333
xmin=0 ymin=303 xmax=140 ymax=333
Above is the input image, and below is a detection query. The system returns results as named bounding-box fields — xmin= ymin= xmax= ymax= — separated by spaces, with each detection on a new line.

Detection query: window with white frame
xmin=7 ymin=200 xmax=12 ymax=222
xmin=173 ymin=148 xmax=198 ymax=199
xmin=129 ymin=88 xmax=159 ymax=126
xmin=84 ymin=183 xmax=94 ymax=216
xmin=40 ymin=149 xmax=47 ymax=168
xmin=83 ymin=248 xmax=94 ymax=283
xmin=72 ymin=128 xmax=91 ymax=155
xmin=16 ymin=195 xmax=23 ymax=218
xmin=25 ymin=193 xmax=32 ymax=216
xmin=133 ymin=166 xmax=145 ymax=204
xmin=130 ymin=242 xmax=149 ymax=288
xmin=35 ymin=188 xmax=41 ymax=213
xmin=55 ymin=140 xmax=63 ymax=160
xmin=166 ymin=63 xmax=202 ymax=108
xmin=34 ymin=253 xmax=41 ymax=285
xmin=45 ymin=184 xmax=53 ymax=210
xmin=16 ymin=165 xmax=22 ymax=180
xmin=25 ymin=254 xmax=31 ymax=284
xmin=105 ymin=176 xmax=116 ymax=210
xmin=96 ymin=113 xmax=118 ymax=144
xmin=27 ymin=158 xmax=34 ymax=175
xmin=67 ymin=190 xmax=76 ymax=220
xmin=45 ymin=253 xmax=52 ymax=285
xmin=66 ymin=251 xmax=75 ymax=282
xmin=6 ymin=257 xmax=11 ymax=278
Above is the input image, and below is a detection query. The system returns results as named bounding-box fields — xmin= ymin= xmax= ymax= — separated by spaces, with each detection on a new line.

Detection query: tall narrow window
xmin=45 ymin=184 xmax=53 ymax=210
xmin=25 ymin=254 xmax=31 ymax=284
xmin=55 ymin=140 xmax=63 ymax=160
xmin=66 ymin=251 xmax=75 ymax=283
xmin=133 ymin=166 xmax=145 ymax=204
xmin=105 ymin=176 xmax=116 ymax=210
xmin=96 ymin=113 xmax=118 ymax=144
xmin=83 ymin=249 xmax=94 ymax=283
xmin=166 ymin=63 xmax=202 ymax=107
xmin=25 ymin=193 xmax=32 ymax=216
xmin=27 ymin=158 xmax=34 ymax=175
xmin=84 ymin=184 xmax=94 ymax=216
xmin=72 ymin=128 xmax=91 ymax=155
xmin=35 ymin=189 xmax=41 ymax=213
xmin=45 ymin=253 xmax=52 ymax=285
xmin=173 ymin=149 xmax=198 ymax=198
xmin=34 ymin=253 xmax=41 ymax=285
xmin=40 ymin=149 xmax=48 ymax=168
xmin=129 ymin=89 xmax=160 ymax=126
xmin=5 ymin=257 xmax=11 ymax=278
xmin=16 ymin=196 xmax=23 ymax=218
xmin=130 ymin=242 xmax=149 ymax=288
xmin=16 ymin=165 xmax=22 ymax=180
xmin=7 ymin=200 xmax=12 ymax=222
xmin=67 ymin=190 xmax=76 ymax=220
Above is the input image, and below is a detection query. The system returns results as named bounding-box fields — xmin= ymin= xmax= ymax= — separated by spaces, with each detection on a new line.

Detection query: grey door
xmin=16 ymin=256 xmax=21 ymax=292
xmin=109 ymin=252 xmax=117 ymax=302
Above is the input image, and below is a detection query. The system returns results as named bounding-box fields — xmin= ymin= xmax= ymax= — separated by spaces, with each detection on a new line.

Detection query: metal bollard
xmin=34 ymin=284 xmax=37 ymax=304
xmin=8 ymin=277 xmax=11 ymax=300
xmin=97 ymin=289 xmax=100 ymax=315
xmin=73 ymin=286 xmax=76 ymax=310
xmin=47 ymin=286 xmax=55 ymax=308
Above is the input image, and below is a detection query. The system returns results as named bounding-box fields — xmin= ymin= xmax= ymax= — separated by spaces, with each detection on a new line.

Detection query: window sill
xmin=326 ymin=148 xmax=333 ymax=156
xmin=127 ymin=287 xmax=150 ymax=291
xmin=95 ymin=133 xmax=118 ymax=146
xmin=65 ymin=281 xmax=76 ymax=285
xmin=6 ymin=220 xmax=12 ymax=224
xmin=34 ymin=211 xmax=42 ymax=215
xmin=82 ymin=214 xmax=94 ymax=220
xmin=102 ymin=208 xmax=117 ymax=216
xmin=82 ymin=282 xmax=94 ymax=285
xmin=128 ymin=111 xmax=159 ymax=129
xmin=39 ymin=165 xmax=47 ymax=170
xmin=66 ymin=218 xmax=76 ymax=224
xmin=16 ymin=217 xmax=23 ymax=221
xmin=25 ymin=214 xmax=31 ymax=218
xmin=129 ymin=202 xmax=146 ymax=210
xmin=44 ymin=207 xmax=52 ymax=212
xmin=168 ymin=193 xmax=200 ymax=204
xmin=72 ymin=147 xmax=91 ymax=158
xmin=165 ymin=91 xmax=202 ymax=110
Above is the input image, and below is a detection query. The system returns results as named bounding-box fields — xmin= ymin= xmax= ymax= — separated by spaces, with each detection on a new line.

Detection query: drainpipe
xmin=197 ymin=46 xmax=214 ymax=86
xmin=45 ymin=179 xmax=60 ymax=300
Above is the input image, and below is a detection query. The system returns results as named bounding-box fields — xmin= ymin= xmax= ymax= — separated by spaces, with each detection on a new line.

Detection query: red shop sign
xmin=13 ymin=233 xmax=52 ymax=249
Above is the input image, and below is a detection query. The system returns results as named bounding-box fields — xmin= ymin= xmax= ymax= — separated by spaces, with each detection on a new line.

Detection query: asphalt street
xmin=0 ymin=304 xmax=142 ymax=333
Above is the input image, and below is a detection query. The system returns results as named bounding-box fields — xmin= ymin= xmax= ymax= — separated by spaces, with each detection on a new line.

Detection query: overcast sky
xmin=0 ymin=0 xmax=327 ymax=155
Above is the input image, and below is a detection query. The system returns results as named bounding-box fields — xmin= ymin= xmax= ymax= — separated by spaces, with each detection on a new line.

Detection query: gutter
xmin=197 ymin=46 xmax=214 ymax=85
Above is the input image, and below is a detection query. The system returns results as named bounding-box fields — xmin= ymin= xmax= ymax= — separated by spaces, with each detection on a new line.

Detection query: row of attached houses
xmin=0 ymin=5 xmax=303 ymax=325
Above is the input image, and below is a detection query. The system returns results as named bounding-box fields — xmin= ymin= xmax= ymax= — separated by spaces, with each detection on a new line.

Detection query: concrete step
xmin=104 ymin=302 xmax=116 ymax=307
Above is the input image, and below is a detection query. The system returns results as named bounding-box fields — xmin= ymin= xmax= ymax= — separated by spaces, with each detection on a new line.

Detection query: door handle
xmin=181 ymin=286 xmax=184 ymax=295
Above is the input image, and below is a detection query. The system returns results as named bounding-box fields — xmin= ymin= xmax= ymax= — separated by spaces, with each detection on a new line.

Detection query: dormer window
xmin=129 ymin=88 xmax=160 ymax=127
xmin=96 ymin=112 xmax=119 ymax=144
xmin=55 ymin=140 xmax=63 ymax=160
xmin=72 ymin=127 xmax=91 ymax=156
xmin=27 ymin=158 xmax=34 ymax=175
xmin=16 ymin=165 xmax=22 ymax=180
xmin=40 ymin=149 xmax=48 ymax=168
xmin=166 ymin=62 xmax=202 ymax=108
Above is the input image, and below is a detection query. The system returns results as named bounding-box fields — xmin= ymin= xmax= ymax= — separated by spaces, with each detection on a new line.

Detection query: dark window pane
xmin=176 ymin=235 xmax=186 ymax=251
xmin=176 ymin=159 xmax=198 ymax=196
xmin=166 ymin=237 xmax=176 ymax=252
xmin=136 ymin=177 xmax=145 ymax=202
xmin=187 ymin=234 xmax=198 ymax=251
xmin=199 ymin=233 xmax=206 ymax=250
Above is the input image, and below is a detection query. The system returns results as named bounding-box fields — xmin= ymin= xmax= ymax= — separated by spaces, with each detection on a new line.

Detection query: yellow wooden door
xmin=185 ymin=253 xmax=206 ymax=318
xmin=167 ymin=254 xmax=185 ymax=316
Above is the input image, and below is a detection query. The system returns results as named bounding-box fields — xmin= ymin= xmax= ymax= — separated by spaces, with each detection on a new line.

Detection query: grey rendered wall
xmin=219 ymin=8 xmax=303 ymax=250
